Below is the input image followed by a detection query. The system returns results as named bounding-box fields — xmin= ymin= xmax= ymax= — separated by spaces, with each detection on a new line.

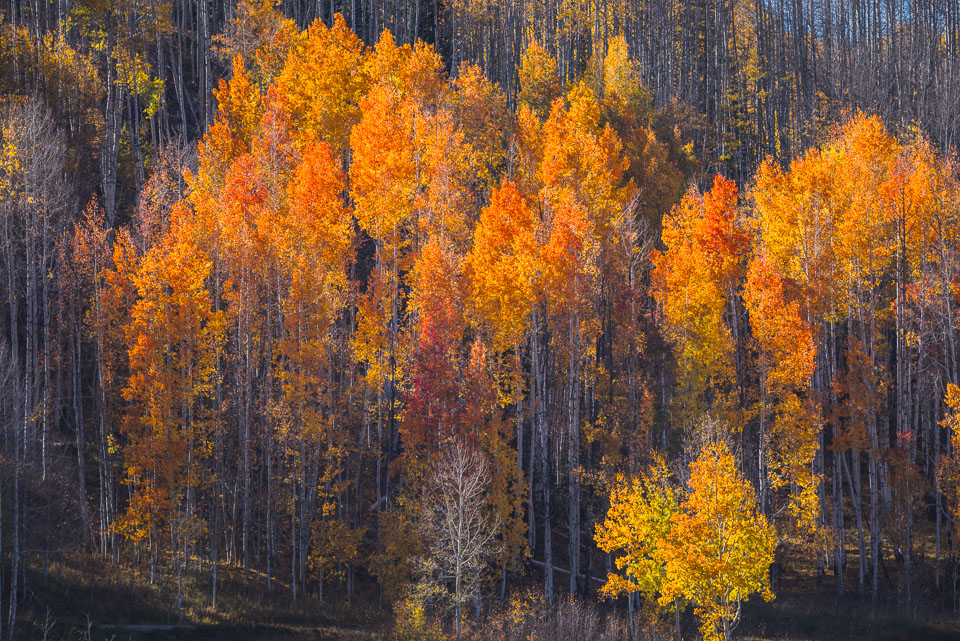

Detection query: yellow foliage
xmin=350 ymin=82 xmax=417 ymax=260
xmin=595 ymin=457 xmax=677 ymax=601
xmin=277 ymin=13 xmax=367 ymax=152
xmin=517 ymin=41 xmax=561 ymax=120
xmin=114 ymin=216 xmax=224 ymax=543
xmin=658 ymin=441 xmax=776 ymax=641
xmin=452 ymin=63 xmax=509 ymax=190
xmin=938 ymin=385 xmax=960 ymax=521
xmin=597 ymin=440 xmax=775 ymax=640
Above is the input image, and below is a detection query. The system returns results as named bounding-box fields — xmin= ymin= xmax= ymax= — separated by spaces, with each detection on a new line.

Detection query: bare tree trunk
xmin=833 ymin=452 xmax=844 ymax=593
xmin=73 ymin=328 xmax=94 ymax=548
xmin=533 ymin=309 xmax=552 ymax=603
xmin=102 ymin=25 xmax=119 ymax=226
xmin=843 ymin=448 xmax=866 ymax=592
xmin=8 ymin=382 xmax=22 ymax=641
xmin=527 ymin=330 xmax=536 ymax=554
xmin=567 ymin=313 xmax=581 ymax=595
xmin=869 ymin=447 xmax=880 ymax=600
xmin=291 ymin=472 xmax=297 ymax=603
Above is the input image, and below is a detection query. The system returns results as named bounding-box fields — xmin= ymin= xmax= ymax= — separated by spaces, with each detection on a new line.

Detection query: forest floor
xmin=13 ymin=549 xmax=960 ymax=641
xmin=16 ymin=551 xmax=387 ymax=640
xmin=735 ymin=537 xmax=960 ymax=641
xmin=738 ymin=592 xmax=960 ymax=641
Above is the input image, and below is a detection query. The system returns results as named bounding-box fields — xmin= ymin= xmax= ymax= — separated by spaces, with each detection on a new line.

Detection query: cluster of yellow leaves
xmin=108 ymin=18 xmax=367 ymax=566
xmin=452 ymin=63 xmax=510 ymax=189
xmin=465 ymin=182 xmax=539 ymax=353
xmin=743 ymin=254 xmax=815 ymax=392
xmin=743 ymin=252 xmax=821 ymax=538
xmin=752 ymin=114 xmax=901 ymax=320
xmin=659 ymin=442 xmax=776 ymax=641
xmin=277 ymin=13 xmax=366 ymax=152
xmin=99 ymin=14 xmax=696 ymax=601
xmin=746 ymin=114 xmax=924 ymax=545
xmin=214 ymin=0 xmax=299 ymax=82
xmin=517 ymin=41 xmax=561 ymax=120
xmin=595 ymin=457 xmax=677 ymax=600
xmin=597 ymin=441 xmax=776 ymax=641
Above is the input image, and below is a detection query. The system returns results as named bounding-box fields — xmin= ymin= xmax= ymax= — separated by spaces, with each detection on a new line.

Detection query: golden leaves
xmin=277 ymin=13 xmax=367 ymax=152
xmin=658 ymin=441 xmax=776 ymax=641
xmin=517 ymin=41 xmax=561 ymax=121
xmin=595 ymin=458 xmax=677 ymax=601
xmin=597 ymin=441 xmax=775 ymax=641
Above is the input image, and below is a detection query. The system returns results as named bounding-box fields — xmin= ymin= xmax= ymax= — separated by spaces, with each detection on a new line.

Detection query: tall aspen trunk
xmin=869 ymin=447 xmax=880 ymax=600
xmin=515 ymin=372 xmax=524 ymax=557
xmin=833 ymin=454 xmax=844 ymax=593
xmin=199 ymin=0 xmax=212 ymax=126
xmin=291 ymin=470 xmax=297 ymax=603
xmin=8 ymin=381 xmax=22 ymax=641
xmin=532 ymin=309 xmax=552 ymax=603
xmin=102 ymin=24 xmax=118 ymax=226
xmin=842 ymin=448 xmax=866 ymax=591
xmin=759 ymin=371 xmax=767 ymax=514
xmin=567 ymin=312 xmax=581 ymax=595
xmin=527 ymin=330 xmax=536 ymax=553
xmin=73 ymin=328 xmax=94 ymax=548
xmin=212 ymin=487 xmax=219 ymax=609
xmin=4 ymin=212 xmax=18 ymax=640
xmin=242 ymin=326 xmax=252 ymax=591
xmin=0 ymin=450 xmax=3 ymax=641
xmin=41 ymin=205 xmax=50 ymax=482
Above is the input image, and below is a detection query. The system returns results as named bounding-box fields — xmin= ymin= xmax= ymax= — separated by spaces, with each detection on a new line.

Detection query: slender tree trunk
xmin=533 ymin=310 xmax=552 ymax=603
xmin=102 ymin=25 xmax=119 ymax=226
xmin=843 ymin=448 xmax=866 ymax=592
xmin=73 ymin=328 xmax=94 ymax=548
xmin=8 ymin=382 xmax=22 ymax=641
xmin=527 ymin=329 xmax=536 ymax=552
xmin=567 ymin=313 xmax=581 ymax=595
xmin=869 ymin=447 xmax=880 ymax=600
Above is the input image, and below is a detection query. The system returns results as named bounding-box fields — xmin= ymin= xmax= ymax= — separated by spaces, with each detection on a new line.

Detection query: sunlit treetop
xmin=517 ymin=40 xmax=561 ymax=121
xmin=277 ymin=13 xmax=368 ymax=153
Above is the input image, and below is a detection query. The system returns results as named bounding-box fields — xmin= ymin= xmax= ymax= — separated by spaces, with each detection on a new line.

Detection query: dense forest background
xmin=2 ymin=0 xmax=960 ymax=639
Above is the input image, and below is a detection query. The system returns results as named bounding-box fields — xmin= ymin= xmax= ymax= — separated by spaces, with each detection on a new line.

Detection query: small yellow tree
xmin=597 ymin=440 xmax=775 ymax=641
xmin=595 ymin=456 xmax=677 ymax=602
xmin=659 ymin=441 xmax=776 ymax=641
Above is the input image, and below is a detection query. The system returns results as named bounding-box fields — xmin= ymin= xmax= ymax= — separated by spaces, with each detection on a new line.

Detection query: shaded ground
xmin=92 ymin=624 xmax=375 ymax=641
xmin=739 ymin=592 xmax=960 ymax=641
xmin=15 ymin=549 xmax=960 ymax=640
xmin=15 ymin=551 xmax=385 ymax=640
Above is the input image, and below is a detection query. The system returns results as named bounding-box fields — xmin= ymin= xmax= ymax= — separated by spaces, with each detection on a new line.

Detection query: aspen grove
xmin=2 ymin=0 xmax=960 ymax=638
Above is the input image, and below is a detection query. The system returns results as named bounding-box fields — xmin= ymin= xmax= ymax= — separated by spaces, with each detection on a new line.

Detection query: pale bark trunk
xmin=567 ymin=312 xmax=580 ymax=595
